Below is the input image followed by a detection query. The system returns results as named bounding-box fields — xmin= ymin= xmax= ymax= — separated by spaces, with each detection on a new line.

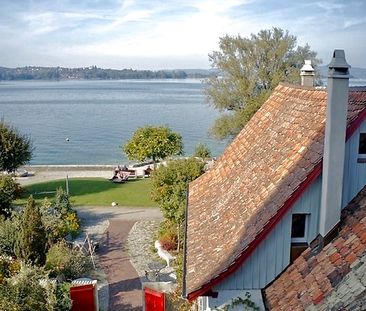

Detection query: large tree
xmin=123 ymin=126 xmax=183 ymax=163
xmin=151 ymin=158 xmax=204 ymax=250
xmin=206 ymin=27 xmax=321 ymax=140
xmin=0 ymin=121 xmax=32 ymax=172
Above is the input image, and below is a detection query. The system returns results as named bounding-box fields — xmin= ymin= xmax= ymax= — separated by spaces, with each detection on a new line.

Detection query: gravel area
xmin=127 ymin=220 xmax=177 ymax=283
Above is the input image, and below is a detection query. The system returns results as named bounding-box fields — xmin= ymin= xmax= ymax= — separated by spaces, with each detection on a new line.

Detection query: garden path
xmin=77 ymin=206 xmax=162 ymax=311
xmin=99 ymin=220 xmax=142 ymax=311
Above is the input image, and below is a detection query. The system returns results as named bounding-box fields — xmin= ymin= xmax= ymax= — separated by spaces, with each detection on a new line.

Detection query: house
xmin=182 ymin=50 xmax=366 ymax=310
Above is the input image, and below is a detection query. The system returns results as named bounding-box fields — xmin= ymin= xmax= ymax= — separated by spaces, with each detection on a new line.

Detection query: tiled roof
xmin=264 ymin=186 xmax=366 ymax=310
xmin=185 ymin=83 xmax=366 ymax=298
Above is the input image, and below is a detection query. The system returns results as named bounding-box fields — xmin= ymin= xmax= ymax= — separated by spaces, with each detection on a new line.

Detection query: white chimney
xmin=300 ymin=60 xmax=315 ymax=87
xmin=319 ymin=50 xmax=350 ymax=237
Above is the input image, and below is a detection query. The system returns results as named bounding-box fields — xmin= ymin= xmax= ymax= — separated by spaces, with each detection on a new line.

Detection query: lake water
xmin=0 ymin=80 xmax=228 ymax=165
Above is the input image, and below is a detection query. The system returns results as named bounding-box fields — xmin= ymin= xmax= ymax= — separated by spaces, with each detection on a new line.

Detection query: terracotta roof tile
xmin=264 ymin=186 xmax=366 ymax=310
xmin=185 ymin=83 xmax=366 ymax=297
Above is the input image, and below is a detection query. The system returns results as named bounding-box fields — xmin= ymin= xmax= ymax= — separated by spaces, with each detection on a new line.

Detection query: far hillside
xmin=318 ymin=65 xmax=366 ymax=79
xmin=0 ymin=66 xmax=215 ymax=81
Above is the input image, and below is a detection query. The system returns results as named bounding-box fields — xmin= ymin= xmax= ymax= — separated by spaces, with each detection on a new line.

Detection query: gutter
xmin=182 ymin=186 xmax=189 ymax=299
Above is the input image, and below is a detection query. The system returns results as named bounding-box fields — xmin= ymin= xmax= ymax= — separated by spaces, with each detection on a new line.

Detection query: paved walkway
xmin=99 ymin=220 xmax=143 ymax=311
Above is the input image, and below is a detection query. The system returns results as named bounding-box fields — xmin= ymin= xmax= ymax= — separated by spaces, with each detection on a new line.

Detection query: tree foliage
xmin=124 ymin=126 xmax=183 ymax=162
xmin=206 ymin=27 xmax=321 ymax=139
xmin=0 ymin=121 xmax=32 ymax=172
xmin=193 ymin=143 xmax=211 ymax=159
xmin=0 ymin=175 xmax=21 ymax=216
xmin=151 ymin=158 xmax=204 ymax=224
xmin=15 ymin=196 xmax=47 ymax=266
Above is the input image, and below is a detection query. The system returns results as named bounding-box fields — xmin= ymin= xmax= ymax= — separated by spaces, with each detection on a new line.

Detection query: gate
xmin=70 ymin=284 xmax=96 ymax=311
xmin=145 ymin=287 xmax=165 ymax=311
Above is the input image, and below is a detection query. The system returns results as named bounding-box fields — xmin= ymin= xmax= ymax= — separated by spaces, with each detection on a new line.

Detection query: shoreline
xmin=16 ymin=163 xmax=155 ymax=186
xmin=23 ymin=165 xmax=116 ymax=171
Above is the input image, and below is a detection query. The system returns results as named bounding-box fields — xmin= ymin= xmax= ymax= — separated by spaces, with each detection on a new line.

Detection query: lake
xmin=0 ymin=79 xmax=228 ymax=165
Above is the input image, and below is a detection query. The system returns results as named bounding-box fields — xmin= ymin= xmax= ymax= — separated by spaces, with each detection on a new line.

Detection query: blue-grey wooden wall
xmin=342 ymin=120 xmax=366 ymax=207
xmin=214 ymin=176 xmax=322 ymax=290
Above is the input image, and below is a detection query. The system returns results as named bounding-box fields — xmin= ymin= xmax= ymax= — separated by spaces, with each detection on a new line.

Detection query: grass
xmin=16 ymin=178 xmax=158 ymax=207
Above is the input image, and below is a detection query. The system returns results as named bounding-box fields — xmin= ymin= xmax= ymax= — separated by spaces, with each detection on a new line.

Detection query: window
xmin=358 ymin=133 xmax=366 ymax=154
xmin=291 ymin=214 xmax=308 ymax=243
xmin=290 ymin=213 xmax=309 ymax=262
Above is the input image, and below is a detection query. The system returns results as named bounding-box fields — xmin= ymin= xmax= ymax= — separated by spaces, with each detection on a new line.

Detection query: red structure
xmin=70 ymin=284 xmax=96 ymax=311
xmin=144 ymin=287 xmax=165 ymax=311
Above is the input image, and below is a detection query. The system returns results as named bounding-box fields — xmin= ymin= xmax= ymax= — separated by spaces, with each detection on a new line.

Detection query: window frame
xmin=358 ymin=133 xmax=366 ymax=158
xmin=291 ymin=213 xmax=309 ymax=244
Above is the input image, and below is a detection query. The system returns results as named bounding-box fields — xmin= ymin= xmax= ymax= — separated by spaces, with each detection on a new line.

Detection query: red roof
xmin=185 ymin=83 xmax=366 ymax=300
xmin=265 ymin=186 xmax=366 ymax=309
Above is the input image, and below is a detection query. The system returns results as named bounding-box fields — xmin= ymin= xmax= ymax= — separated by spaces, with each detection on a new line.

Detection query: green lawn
xmin=16 ymin=178 xmax=158 ymax=207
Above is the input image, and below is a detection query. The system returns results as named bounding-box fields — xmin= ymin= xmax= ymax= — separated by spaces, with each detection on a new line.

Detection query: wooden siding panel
xmin=215 ymin=176 xmax=322 ymax=290
xmin=343 ymin=120 xmax=366 ymax=208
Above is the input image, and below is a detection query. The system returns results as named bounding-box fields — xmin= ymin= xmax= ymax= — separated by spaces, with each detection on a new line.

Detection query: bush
xmin=54 ymin=188 xmax=72 ymax=215
xmin=54 ymin=282 xmax=72 ymax=311
xmin=40 ymin=198 xmax=68 ymax=246
xmin=45 ymin=241 xmax=92 ymax=280
xmin=193 ymin=143 xmax=211 ymax=159
xmin=53 ymin=188 xmax=81 ymax=239
xmin=0 ymin=212 xmax=21 ymax=256
xmin=0 ymin=175 xmax=21 ymax=216
xmin=0 ymin=257 xmax=21 ymax=284
xmin=65 ymin=211 xmax=80 ymax=239
xmin=158 ymin=220 xmax=178 ymax=251
xmin=15 ymin=196 xmax=47 ymax=266
xmin=0 ymin=264 xmax=50 ymax=311
xmin=40 ymin=194 xmax=80 ymax=245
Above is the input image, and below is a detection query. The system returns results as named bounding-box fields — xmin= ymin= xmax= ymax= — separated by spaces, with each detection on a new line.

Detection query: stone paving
xmin=127 ymin=220 xmax=176 ymax=283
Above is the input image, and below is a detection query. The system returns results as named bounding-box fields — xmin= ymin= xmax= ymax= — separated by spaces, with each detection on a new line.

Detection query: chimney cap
xmin=328 ymin=50 xmax=350 ymax=70
xmin=301 ymin=60 xmax=314 ymax=73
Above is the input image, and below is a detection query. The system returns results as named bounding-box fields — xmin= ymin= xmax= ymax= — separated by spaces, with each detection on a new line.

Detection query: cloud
xmin=0 ymin=0 xmax=365 ymax=69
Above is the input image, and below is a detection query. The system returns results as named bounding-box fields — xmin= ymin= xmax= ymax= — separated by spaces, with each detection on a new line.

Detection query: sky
xmin=0 ymin=0 xmax=365 ymax=70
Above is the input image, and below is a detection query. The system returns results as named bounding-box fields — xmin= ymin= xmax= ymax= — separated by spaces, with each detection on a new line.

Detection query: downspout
xmin=182 ymin=186 xmax=189 ymax=299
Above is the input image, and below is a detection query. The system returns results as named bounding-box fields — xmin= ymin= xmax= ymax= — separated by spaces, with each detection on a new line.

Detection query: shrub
xmin=65 ymin=211 xmax=80 ymax=239
xmin=0 ymin=212 xmax=21 ymax=256
xmin=40 ymin=194 xmax=81 ymax=246
xmin=52 ymin=188 xmax=81 ymax=240
xmin=15 ymin=196 xmax=47 ymax=266
xmin=40 ymin=198 xmax=68 ymax=246
xmin=54 ymin=282 xmax=72 ymax=311
xmin=158 ymin=220 xmax=178 ymax=251
xmin=0 ymin=264 xmax=50 ymax=311
xmin=193 ymin=143 xmax=211 ymax=159
xmin=0 ymin=257 xmax=21 ymax=284
xmin=54 ymin=187 xmax=72 ymax=215
xmin=0 ymin=175 xmax=21 ymax=216
xmin=45 ymin=241 xmax=92 ymax=280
